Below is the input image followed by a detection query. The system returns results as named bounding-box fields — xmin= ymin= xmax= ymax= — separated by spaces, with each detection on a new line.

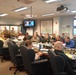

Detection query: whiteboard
xmin=41 ymin=20 xmax=53 ymax=34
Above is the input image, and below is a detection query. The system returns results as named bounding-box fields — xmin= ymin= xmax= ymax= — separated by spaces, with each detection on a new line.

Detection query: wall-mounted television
xmin=23 ymin=20 xmax=35 ymax=28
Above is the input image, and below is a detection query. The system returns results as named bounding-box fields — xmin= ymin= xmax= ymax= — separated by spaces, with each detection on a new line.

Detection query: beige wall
xmin=0 ymin=18 xmax=22 ymax=25
xmin=53 ymin=17 xmax=60 ymax=35
xmin=0 ymin=15 xmax=74 ymax=38
xmin=35 ymin=15 xmax=74 ymax=38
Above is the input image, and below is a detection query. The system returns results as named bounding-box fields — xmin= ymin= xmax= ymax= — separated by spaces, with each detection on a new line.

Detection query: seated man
xmin=65 ymin=36 xmax=75 ymax=48
xmin=56 ymin=35 xmax=64 ymax=43
xmin=51 ymin=33 xmax=56 ymax=42
xmin=31 ymin=34 xmax=39 ymax=43
xmin=39 ymin=33 xmax=44 ymax=42
xmin=18 ymin=32 xmax=24 ymax=41
xmin=44 ymin=33 xmax=51 ymax=43
xmin=54 ymin=41 xmax=76 ymax=75
xmin=25 ymin=40 xmax=43 ymax=62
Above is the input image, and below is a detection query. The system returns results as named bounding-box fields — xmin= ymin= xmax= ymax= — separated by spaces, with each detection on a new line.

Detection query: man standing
xmin=2 ymin=27 xmax=9 ymax=35
xmin=10 ymin=27 xmax=16 ymax=37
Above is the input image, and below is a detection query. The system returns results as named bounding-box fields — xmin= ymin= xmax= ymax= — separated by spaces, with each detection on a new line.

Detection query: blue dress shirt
xmin=65 ymin=40 xmax=75 ymax=48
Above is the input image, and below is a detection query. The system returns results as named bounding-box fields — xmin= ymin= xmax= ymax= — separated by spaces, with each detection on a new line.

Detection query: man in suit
xmin=54 ymin=41 xmax=76 ymax=75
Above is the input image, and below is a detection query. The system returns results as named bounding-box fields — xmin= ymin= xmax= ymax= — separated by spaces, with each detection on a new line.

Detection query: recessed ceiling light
xmin=42 ymin=13 xmax=54 ymax=16
xmin=71 ymin=10 xmax=76 ymax=13
xmin=14 ymin=7 xmax=28 ymax=12
xmin=0 ymin=13 xmax=8 ymax=16
xmin=43 ymin=0 xmax=63 ymax=3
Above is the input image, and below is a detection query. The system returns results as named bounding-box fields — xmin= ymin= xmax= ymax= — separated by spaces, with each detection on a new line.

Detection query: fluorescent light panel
xmin=71 ymin=10 xmax=76 ymax=13
xmin=42 ymin=13 xmax=54 ymax=16
xmin=14 ymin=7 xmax=28 ymax=12
xmin=0 ymin=13 xmax=8 ymax=16
xmin=45 ymin=0 xmax=63 ymax=3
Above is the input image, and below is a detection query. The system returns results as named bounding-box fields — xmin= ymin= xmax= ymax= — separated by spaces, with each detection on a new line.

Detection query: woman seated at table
xmin=25 ymin=40 xmax=43 ymax=62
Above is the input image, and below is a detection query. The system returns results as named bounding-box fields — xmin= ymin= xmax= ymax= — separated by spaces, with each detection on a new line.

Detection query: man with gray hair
xmin=54 ymin=41 xmax=76 ymax=75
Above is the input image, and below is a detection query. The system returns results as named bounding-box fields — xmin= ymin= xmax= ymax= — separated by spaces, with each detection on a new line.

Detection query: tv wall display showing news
xmin=23 ymin=19 xmax=36 ymax=28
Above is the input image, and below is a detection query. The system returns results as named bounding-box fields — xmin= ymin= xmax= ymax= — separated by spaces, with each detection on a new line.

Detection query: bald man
xmin=54 ymin=41 xmax=76 ymax=75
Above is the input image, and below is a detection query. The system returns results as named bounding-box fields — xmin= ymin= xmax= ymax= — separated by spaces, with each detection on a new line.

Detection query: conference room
xmin=0 ymin=0 xmax=76 ymax=75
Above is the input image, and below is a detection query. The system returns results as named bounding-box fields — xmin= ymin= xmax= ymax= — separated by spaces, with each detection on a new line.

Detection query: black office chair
xmin=20 ymin=45 xmax=51 ymax=75
xmin=0 ymin=47 xmax=10 ymax=62
xmin=72 ymin=38 xmax=76 ymax=48
xmin=8 ymin=41 xmax=23 ymax=74
xmin=48 ymin=50 xmax=67 ymax=75
xmin=11 ymin=41 xmax=16 ymax=44
xmin=8 ymin=42 xmax=16 ymax=63
xmin=0 ymin=40 xmax=4 ymax=56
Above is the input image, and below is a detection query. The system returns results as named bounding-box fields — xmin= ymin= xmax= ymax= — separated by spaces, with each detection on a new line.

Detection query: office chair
xmin=0 ymin=40 xmax=4 ymax=56
xmin=48 ymin=50 xmax=67 ymax=75
xmin=8 ymin=41 xmax=23 ymax=74
xmin=20 ymin=45 xmax=51 ymax=75
xmin=0 ymin=40 xmax=4 ymax=47
xmin=0 ymin=47 xmax=10 ymax=62
xmin=11 ymin=41 xmax=16 ymax=44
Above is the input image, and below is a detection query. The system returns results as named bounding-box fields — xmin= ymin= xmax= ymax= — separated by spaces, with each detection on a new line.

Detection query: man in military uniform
xmin=2 ymin=27 xmax=9 ymax=35
xmin=10 ymin=27 xmax=16 ymax=37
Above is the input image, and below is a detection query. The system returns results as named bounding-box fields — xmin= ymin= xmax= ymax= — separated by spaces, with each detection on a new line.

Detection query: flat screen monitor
xmin=23 ymin=20 xmax=35 ymax=28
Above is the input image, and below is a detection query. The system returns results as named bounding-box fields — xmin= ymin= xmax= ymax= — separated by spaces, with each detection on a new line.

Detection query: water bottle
xmin=39 ymin=44 xmax=41 ymax=50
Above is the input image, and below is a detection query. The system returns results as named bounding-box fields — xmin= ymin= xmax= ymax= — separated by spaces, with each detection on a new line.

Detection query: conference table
xmin=64 ymin=48 xmax=76 ymax=61
xmin=32 ymin=42 xmax=76 ymax=61
xmin=11 ymin=40 xmax=76 ymax=61
xmin=30 ymin=43 xmax=76 ymax=63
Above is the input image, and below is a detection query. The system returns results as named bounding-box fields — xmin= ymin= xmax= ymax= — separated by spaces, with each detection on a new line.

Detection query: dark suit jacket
xmin=54 ymin=50 xmax=76 ymax=68
xmin=54 ymin=50 xmax=76 ymax=75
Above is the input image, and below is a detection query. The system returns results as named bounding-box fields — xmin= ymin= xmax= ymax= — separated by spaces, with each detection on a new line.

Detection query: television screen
xmin=23 ymin=20 xmax=35 ymax=28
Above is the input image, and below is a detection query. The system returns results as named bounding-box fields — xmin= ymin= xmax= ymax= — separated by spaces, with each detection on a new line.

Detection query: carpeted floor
xmin=0 ymin=59 xmax=27 ymax=75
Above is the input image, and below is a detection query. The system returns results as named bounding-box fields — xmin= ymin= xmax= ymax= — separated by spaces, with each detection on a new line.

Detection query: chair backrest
xmin=73 ymin=38 xmax=76 ymax=48
xmin=0 ymin=40 xmax=4 ymax=55
xmin=1 ymin=47 xmax=9 ymax=56
xmin=8 ymin=42 xmax=14 ymax=62
xmin=55 ymin=55 xmax=65 ymax=72
xmin=11 ymin=41 xmax=16 ymax=44
xmin=48 ymin=50 xmax=58 ymax=75
xmin=20 ymin=46 xmax=52 ymax=75
xmin=8 ymin=41 xmax=18 ymax=63
xmin=20 ymin=45 xmax=33 ymax=75
xmin=48 ymin=50 xmax=65 ymax=75
xmin=0 ymin=40 xmax=4 ymax=48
